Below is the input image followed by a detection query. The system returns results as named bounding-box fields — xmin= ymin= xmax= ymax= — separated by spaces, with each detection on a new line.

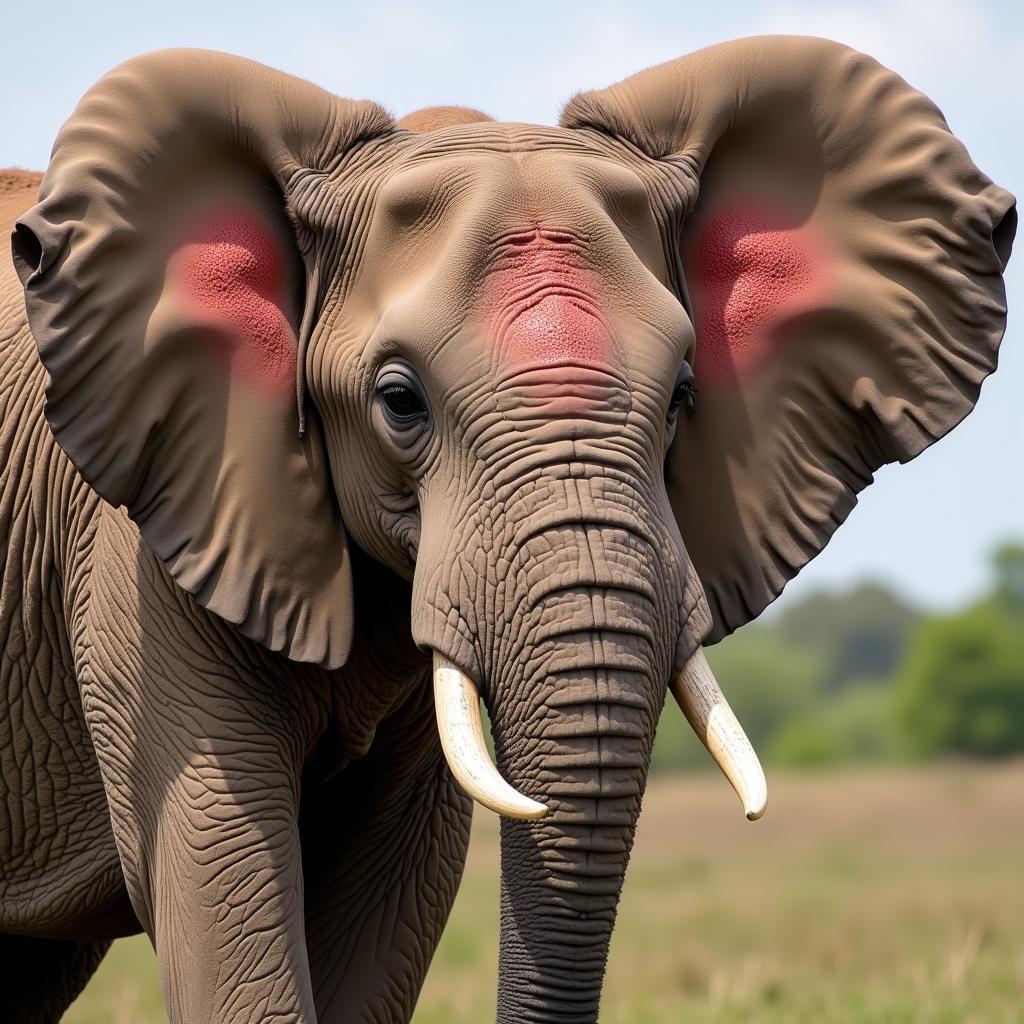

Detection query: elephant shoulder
xmin=0 ymin=168 xmax=103 ymax=636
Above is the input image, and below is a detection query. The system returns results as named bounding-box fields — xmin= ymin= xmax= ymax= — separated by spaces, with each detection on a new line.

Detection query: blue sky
xmin=5 ymin=0 xmax=1021 ymax=613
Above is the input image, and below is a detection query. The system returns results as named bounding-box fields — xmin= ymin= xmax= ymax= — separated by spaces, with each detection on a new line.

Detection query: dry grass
xmin=67 ymin=763 xmax=1024 ymax=1023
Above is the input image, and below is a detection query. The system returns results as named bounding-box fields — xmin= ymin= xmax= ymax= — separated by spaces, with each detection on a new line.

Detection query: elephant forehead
xmin=348 ymin=142 xmax=670 ymax=378
xmin=484 ymin=228 xmax=613 ymax=368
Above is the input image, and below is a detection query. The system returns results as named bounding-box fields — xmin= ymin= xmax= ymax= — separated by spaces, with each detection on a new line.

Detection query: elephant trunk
xmin=415 ymin=465 xmax=764 ymax=1020
xmin=483 ymin=527 xmax=674 ymax=1023
xmin=485 ymin=654 xmax=765 ymax=1023
xmin=491 ymin=648 xmax=658 ymax=1020
xmin=493 ymin=708 xmax=648 ymax=1022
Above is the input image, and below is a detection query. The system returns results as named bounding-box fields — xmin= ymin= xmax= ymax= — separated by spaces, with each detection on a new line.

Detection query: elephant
xmin=0 ymin=33 xmax=1014 ymax=1024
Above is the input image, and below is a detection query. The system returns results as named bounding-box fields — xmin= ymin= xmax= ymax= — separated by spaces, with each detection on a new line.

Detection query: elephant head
xmin=12 ymin=37 xmax=1013 ymax=1021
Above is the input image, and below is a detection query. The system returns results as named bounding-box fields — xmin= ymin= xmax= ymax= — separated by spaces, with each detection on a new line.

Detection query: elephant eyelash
xmin=679 ymin=379 xmax=698 ymax=418
xmin=379 ymin=383 xmax=428 ymax=423
xmin=669 ymin=365 xmax=698 ymax=420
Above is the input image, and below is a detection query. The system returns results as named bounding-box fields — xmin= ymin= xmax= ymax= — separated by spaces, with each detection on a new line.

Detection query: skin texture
xmin=169 ymin=207 xmax=298 ymax=397
xmin=1 ymin=36 xmax=1015 ymax=1024
xmin=685 ymin=200 xmax=835 ymax=384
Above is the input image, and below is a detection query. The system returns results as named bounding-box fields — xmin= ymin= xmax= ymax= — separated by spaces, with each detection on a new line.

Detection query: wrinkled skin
xmin=0 ymin=36 xmax=1014 ymax=1024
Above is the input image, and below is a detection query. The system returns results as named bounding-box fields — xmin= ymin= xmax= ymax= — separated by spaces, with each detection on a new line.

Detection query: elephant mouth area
xmin=429 ymin=646 xmax=767 ymax=823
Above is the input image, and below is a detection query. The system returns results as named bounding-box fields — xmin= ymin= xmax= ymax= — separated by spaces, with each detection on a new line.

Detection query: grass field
xmin=66 ymin=763 xmax=1024 ymax=1023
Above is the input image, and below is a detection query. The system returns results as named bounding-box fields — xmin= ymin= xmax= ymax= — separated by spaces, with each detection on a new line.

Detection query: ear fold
xmin=562 ymin=36 xmax=1015 ymax=641
xmin=12 ymin=50 xmax=394 ymax=668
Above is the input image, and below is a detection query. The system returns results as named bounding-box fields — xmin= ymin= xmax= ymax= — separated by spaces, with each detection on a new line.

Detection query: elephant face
xmin=315 ymin=133 xmax=700 ymax=645
xmin=13 ymin=37 xmax=1013 ymax=1021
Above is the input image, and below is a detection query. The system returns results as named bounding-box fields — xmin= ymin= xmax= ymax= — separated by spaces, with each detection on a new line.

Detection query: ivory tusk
xmin=671 ymin=648 xmax=768 ymax=821
xmin=432 ymin=652 xmax=548 ymax=821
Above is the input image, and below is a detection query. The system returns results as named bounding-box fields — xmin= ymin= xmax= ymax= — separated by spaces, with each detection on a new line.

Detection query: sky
xmin=4 ymin=0 xmax=1021 ymax=614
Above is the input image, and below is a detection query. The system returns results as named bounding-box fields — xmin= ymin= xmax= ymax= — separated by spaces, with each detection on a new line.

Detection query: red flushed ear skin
xmin=168 ymin=207 xmax=298 ymax=401
xmin=685 ymin=198 xmax=836 ymax=388
xmin=12 ymin=50 xmax=394 ymax=668
xmin=562 ymin=36 xmax=1015 ymax=640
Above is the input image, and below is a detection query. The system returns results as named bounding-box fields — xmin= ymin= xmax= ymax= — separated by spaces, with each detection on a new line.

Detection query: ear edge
xmin=13 ymin=50 xmax=393 ymax=671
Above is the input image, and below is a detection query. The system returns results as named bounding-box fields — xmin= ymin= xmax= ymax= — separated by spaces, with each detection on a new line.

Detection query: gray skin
xmin=0 ymin=143 xmax=688 ymax=1024
xmin=0 ymin=217 xmax=471 ymax=1021
xmin=0 ymin=35 xmax=1014 ymax=1024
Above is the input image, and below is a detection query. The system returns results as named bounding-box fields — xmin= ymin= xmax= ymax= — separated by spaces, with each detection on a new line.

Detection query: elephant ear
xmin=562 ymin=35 xmax=1015 ymax=641
xmin=12 ymin=50 xmax=393 ymax=668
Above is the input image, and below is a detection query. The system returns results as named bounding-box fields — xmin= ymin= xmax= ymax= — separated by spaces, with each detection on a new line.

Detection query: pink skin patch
xmin=168 ymin=208 xmax=296 ymax=399
xmin=487 ymin=228 xmax=613 ymax=372
xmin=686 ymin=200 xmax=834 ymax=387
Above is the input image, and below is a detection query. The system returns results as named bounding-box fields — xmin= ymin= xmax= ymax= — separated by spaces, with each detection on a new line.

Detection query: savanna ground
xmin=67 ymin=764 xmax=1024 ymax=1023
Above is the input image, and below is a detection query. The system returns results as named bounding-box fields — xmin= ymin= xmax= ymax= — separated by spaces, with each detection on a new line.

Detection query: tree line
xmin=651 ymin=542 xmax=1024 ymax=771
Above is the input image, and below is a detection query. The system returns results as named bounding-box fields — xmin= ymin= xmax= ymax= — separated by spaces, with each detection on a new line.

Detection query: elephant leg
xmin=76 ymin=522 xmax=329 ymax=1024
xmin=301 ymin=678 xmax=473 ymax=1024
xmin=0 ymin=932 xmax=110 ymax=1024
xmin=80 ymin=652 xmax=319 ymax=1023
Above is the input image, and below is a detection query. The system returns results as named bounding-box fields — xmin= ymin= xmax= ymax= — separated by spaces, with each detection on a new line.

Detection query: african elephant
xmin=0 ymin=34 xmax=1013 ymax=1024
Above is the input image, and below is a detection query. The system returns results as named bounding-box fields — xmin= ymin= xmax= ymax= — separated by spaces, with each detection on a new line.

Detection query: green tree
xmin=895 ymin=606 xmax=1024 ymax=758
xmin=651 ymin=625 xmax=823 ymax=772
xmin=990 ymin=541 xmax=1024 ymax=612
xmin=769 ymin=685 xmax=901 ymax=766
xmin=776 ymin=582 xmax=920 ymax=692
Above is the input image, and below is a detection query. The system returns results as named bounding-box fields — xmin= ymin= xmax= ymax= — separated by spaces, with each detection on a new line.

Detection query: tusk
xmin=671 ymin=648 xmax=767 ymax=821
xmin=432 ymin=652 xmax=548 ymax=821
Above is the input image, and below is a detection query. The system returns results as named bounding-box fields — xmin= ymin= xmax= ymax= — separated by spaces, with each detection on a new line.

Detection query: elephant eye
xmin=669 ymin=362 xmax=698 ymax=420
xmin=376 ymin=364 xmax=429 ymax=427
xmin=380 ymin=384 xmax=425 ymax=421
